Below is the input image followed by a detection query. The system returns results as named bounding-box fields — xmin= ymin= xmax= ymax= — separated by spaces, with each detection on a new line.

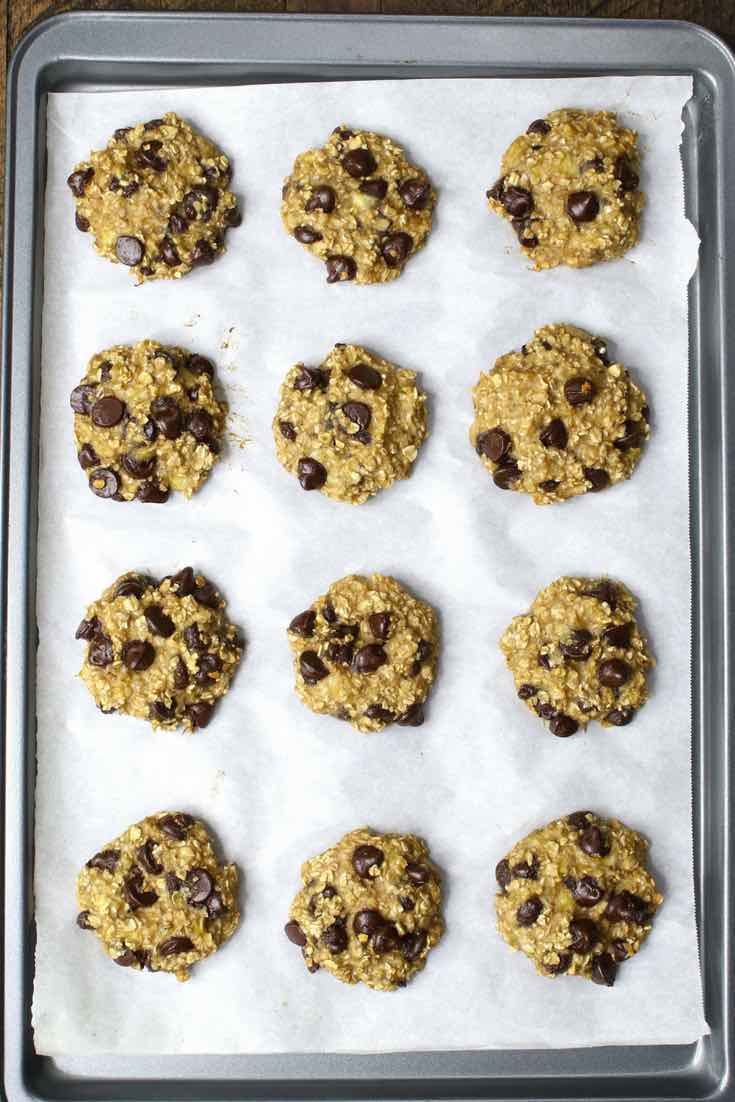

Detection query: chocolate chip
xmin=75 ymin=211 xmax=90 ymax=232
xmin=569 ymin=918 xmax=599 ymax=953
xmin=187 ymin=409 xmax=215 ymax=445
xmin=502 ymin=186 xmax=534 ymax=218
xmin=582 ymin=580 xmax=618 ymax=609
xmin=372 ymin=925 xmax=400 ymax=954
xmin=399 ymin=177 xmax=431 ymax=209
xmin=326 ymin=640 xmax=354 ymax=665
xmin=183 ymin=185 xmax=219 ymax=221
xmin=591 ymin=952 xmax=617 ymax=986
xmin=158 ymin=813 xmax=193 ymax=840
xmin=191 ymin=238 xmax=217 ymax=266
xmin=75 ymin=616 xmax=99 ymax=641
xmin=297 ymin=457 xmax=327 ymax=491
xmin=149 ymin=699 xmax=176 ymax=723
xmin=353 ymin=910 xmax=385 ymax=937
xmin=584 ymin=467 xmax=610 ymax=492
xmin=115 ymin=235 xmax=144 ymax=266
xmin=141 ymin=604 xmax=174 ymax=638
xmin=294 ymin=225 xmax=323 ymax=244
xmin=535 ymin=701 xmax=556 ymax=721
xmin=88 ymin=633 xmax=114 ymax=666
xmin=173 ymin=657 xmax=189 ymax=689
xmin=150 ymin=396 xmax=182 ymax=440
xmin=539 ymin=418 xmax=568 ymax=449
xmin=538 ymin=479 xmax=560 ymax=493
xmin=160 ymin=236 xmax=181 ymax=267
xmin=353 ymin=643 xmax=387 ymax=674
xmin=605 ymin=890 xmax=650 ymax=925
xmin=294 ymin=365 xmax=329 ymax=391
xmin=545 ymin=952 xmax=572 ymax=975
xmin=348 ymin=362 xmax=382 ymax=390
xmin=380 ymin=231 xmax=413 ymax=268
xmin=568 ymin=811 xmax=593 ymax=830
xmin=67 ymin=166 xmax=94 ymax=196
xmin=289 ymin=609 xmax=316 ymax=637
xmin=564 ymin=377 xmax=596 ymax=406
xmin=512 ymin=219 xmax=538 ymax=248
xmin=342 ymin=401 xmax=371 ymax=431
xmin=364 ymin=704 xmax=394 ymax=724
xmin=606 ymin=706 xmax=635 ymax=726
xmin=538 ymin=650 xmax=552 ymax=669
xmin=512 ymin=856 xmax=539 ymax=880
xmin=552 ymin=713 xmax=581 ymax=739
xmin=342 ymin=148 xmax=376 ymax=177
xmin=325 ymin=255 xmax=357 ymax=283
xmin=516 ymin=896 xmax=542 ymax=926
xmin=400 ymin=930 xmax=427 ymax=962
xmin=122 ymin=639 xmax=155 ymax=671
xmin=581 ymin=155 xmax=604 ymax=173
xmin=187 ymin=867 xmax=214 ymax=905
xmin=397 ymin=701 xmax=425 ymax=726
xmin=614 ymin=154 xmax=639 ymax=193
xmin=403 ymin=862 xmax=429 ymax=886
xmin=322 ymin=920 xmax=348 ymax=954
xmin=566 ymin=191 xmax=599 ymax=223
xmin=300 ymin=650 xmax=329 ymax=684
xmin=192 ymin=579 xmax=218 ymax=608
xmin=305 ymin=185 xmax=336 ymax=213
xmin=76 ymin=910 xmax=93 ymax=929
xmin=114 ymin=126 xmax=132 ymax=141
xmin=591 ymin=337 xmax=610 ymax=365
xmin=527 ymin=119 xmax=551 ymax=135
xmin=136 ymin=481 xmax=170 ymax=504
xmin=486 ymin=177 xmax=505 ymax=202
xmin=143 ymin=118 xmax=164 ymax=129
xmin=91 ymin=396 xmax=125 ymax=428
xmin=284 ymin=920 xmax=307 ymax=946
xmin=614 ymin=420 xmax=644 ymax=452
xmin=142 ymin=419 xmax=158 ymax=443
xmin=170 ymin=567 xmax=195 ymax=597
xmin=124 ymin=869 xmax=158 ymax=910
xmin=368 ymin=612 xmax=390 ymax=640
xmin=518 ymin=683 xmax=537 ymax=700
xmin=566 ymin=874 xmax=604 ymax=907
xmin=598 ymin=657 xmax=631 ymax=688
xmin=560 ymin=629 xmax=593 ymax=660
xmin=279 ymin=420 xmax=297 ymax=441
xmin=87 ymin=849 xmax=120 ymax=872
xmin=114 ymin=948 xmax=146 ymax=968
xmin=602 ymin=622 xmax=632 ymax=649
xmin=493 ymin=460 xmax=521 ymax=490
xmin=476 ymin=427 xmax=511 ymax=462
xmin=611 ymin=939 xmax=629 ymax=962
xmin=352 ymin=844 xmax=384 ymax=878
xmin=113 ymin=575 xmax=148 ymax=602
xmin=183 ymin=624 xmax=204 ymax=652
xmin=121 ymin=181 xmax=140 ymax=199
xmin=495 ymin=858 xmax=512 ymax=890
xmin=579 ymin=825 xmax=611 ymax=858
xmin=322 ymin=603 xmax=337 ymax=623
xmin=159 ymin=936 xmax=194 ymax=957
xmin=137 ymin=839 xmax=163 ymax=876
xmin=137 ymin=139 xmax=166 ymax=172
xmin=359 ymin=177 xmax=388 ymax=200
xmin=70 ymin=383 xmax=97 ymax=415
xmin=119 ymin=452 xmax=154 ymax=480
xmin=186 ymin=701 xmax=214 ymax=728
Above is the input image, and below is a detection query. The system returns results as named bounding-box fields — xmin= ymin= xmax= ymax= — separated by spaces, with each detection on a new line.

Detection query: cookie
xmin=273 ymin=343 xmax=427 ymax=504
xmin=67 ymin=112 xmax=241 ymax=283
xmin=77 ymin=811 xmax=239 ymax=981
xmin=281 ymin=126 xmax=435 ymax=284
xmin=500 ymin=576 xmax=653 ymax=737
xmin=287 ymin=573 xmax=438 ymax=732
xmin=71 ymin=341 xmax=227 ymax=504
xmin=495 ymin=811 xmax=662 ymax=985
xmin=470 ymin=324 xmax=650 ymax=504
xmin=486 ymin=109 xmax=644 ymax=269
xmin=285 ymin=826 xmax=443 ymax=991
xmin=76 ymin=568 xmax=243 ymax=731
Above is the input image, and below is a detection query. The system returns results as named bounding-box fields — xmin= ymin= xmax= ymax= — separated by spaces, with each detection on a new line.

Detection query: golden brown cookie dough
xmin=77 ymin=811 xmax=240 ymax=981
xmin=76 ymin=568 xmax=243 ymax=731
xmin=287 ymin=573 xmax=438 ymax=732
xmin=285 ymin=827 xmax=443 ymax=991
xmin=500 ymin=576 xmax=653 ymax=737
xmin=273 ymin=343 xmax=427 ymax=504
xmin=71 ymin=341 xmax=227 ymax=504
xmin=470 ymin=324 xmax=650 ymax=504
xmin=486 ymin=108 xmax=644 ymax=270
xmin=67 ymin=112 xmax=241 ymax=283
xmin=281 ymin=126 xmax=436 ymax=284
xmin=495 ymin=811 xmax=662 ymax=985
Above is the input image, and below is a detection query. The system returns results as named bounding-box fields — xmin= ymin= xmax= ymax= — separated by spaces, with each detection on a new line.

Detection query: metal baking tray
xmin=2 ymin=11 xmax=734 ymax=1101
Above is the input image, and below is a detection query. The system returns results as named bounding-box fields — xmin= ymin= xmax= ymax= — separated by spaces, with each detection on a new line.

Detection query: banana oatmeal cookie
xmin=76 ymin=568 xmax=243 ymax=731
xmin=495 ymin=811 xmax=662 ymax=985
xmin=470 ymin=324 xmax=650 ymax=504
xmin=288 ymin=573 xmax=438 ymax=732
xmin=77 ymin=811 xmax=239 ymax=981
xmin=273 ymin=343 xmax=427 ymax=504
xmin=486 ymin=108 xmax=644 ymax=269
xmin=281 ymin=126 xmax=436 ymax=284
xmin=71 ymin=341 xmax=227 ymax=504
xmin=67 ymin=112 xmax=241 ymax=283
xmin=500 ymin=575 xmax=653 ymax=737
xmin=285 ymin=826 xmax=443 ymax=991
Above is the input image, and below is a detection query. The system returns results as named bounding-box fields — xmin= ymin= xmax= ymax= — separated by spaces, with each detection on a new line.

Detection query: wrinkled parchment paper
xmin=33 ymin=77 xmax=706 ymax=1054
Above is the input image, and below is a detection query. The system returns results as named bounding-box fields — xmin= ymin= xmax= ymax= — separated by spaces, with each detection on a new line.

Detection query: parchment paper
xmin=33 ymin=76 xmax=706 ymax=1055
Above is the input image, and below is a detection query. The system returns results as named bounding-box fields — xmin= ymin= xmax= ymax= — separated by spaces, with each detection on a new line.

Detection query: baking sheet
xmin=32 ymin=76 xmax=706 ymax=1055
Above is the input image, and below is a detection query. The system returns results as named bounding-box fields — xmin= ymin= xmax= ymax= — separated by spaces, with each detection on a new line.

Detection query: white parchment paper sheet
xmin=33 ymin=76 xmax=706 ymax=1055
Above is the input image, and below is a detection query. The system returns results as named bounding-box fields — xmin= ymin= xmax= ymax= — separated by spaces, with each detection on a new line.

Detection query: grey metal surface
xmin=2 ymin=12 xmax=733 ymax=1102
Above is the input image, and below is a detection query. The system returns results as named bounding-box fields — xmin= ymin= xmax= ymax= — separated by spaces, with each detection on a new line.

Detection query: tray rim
xmin=2 ymin=10 xmax=733 ymax=1102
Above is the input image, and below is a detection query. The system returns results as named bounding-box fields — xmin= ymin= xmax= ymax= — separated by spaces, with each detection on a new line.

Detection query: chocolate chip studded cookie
xmin=71 ymin=341 xmax=227 ymax=504
xmin=500 ymin=576 xmax=653 ymax=737
xmin=67 ymin=112 xmax=241 ymax=283
xmin=77 ymin=811 xmax=240 ymax=981
xmin=470 ymin=324 xmax=650 ymax=504
xmin=76 ymin=569 xmax=243 ymax=731
xmin=486 ymin=109 xmax=644 ymax=269
xmin=495 ymin=811 xmax=662 ymax=985
xmin=285 ymin=827 xmax=443 ymax=991
xmin=273 ymin=343 xmax=427 ymax=504
xmin=287 ymin=574 xmax=438 ymax=732
xmin=281 ymin=126 xmax=435 ymax=284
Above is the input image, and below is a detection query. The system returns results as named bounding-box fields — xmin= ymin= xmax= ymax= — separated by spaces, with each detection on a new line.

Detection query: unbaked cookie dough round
xmin=77 ymin=810 xmax=239 ymax=981
xmin=76 ymin=568 xmax=243 ymax=731
xmin=71 ymin=341 xmax=227 ymax=504
xmin=486 ymin=108 xmax=644 ymax=270
xmin=281 ymin=126 xmax=436 ymax=284
xmin=273 ymin=343 xmax=427 ymax=505
xmin=495 ymin=811 xmax=662 ymax=985
xmin=500 ymin=575 xmax=653 ymax=737
xmin=284 ymin=826 xmax=443 ymax=991
xmin=287 ymin=573 xmax=438 ymax=732
xmin=67 ymin=112 xmax=241 ymax=283
xmin=470 ymin=324 xmax=650 ymax=504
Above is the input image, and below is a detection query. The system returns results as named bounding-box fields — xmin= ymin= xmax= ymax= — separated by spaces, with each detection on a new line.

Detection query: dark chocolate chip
xmin=160 ymin=236 xmax=181 ymax=267
xmin=279 ymin=420 xmax=297 ymax=441
xmin=364 ymin=704 xmax=395 ymax=724
xmin=539 ymin=418 xmax=568 ymax=449
xmin=70 ymin=383 xmax=97 ymax=415
xmin=289 ymin=610 xmax=316 ymax=636
xmin=322 ymin=920 xmax=348 ymax=954
xmin=285 ymin=920 xmax=307 ymax=946
xmin=564 ymin=377 xmax=596 ymax=406
xmin=149 ymin=699 xmax=176 ymax=723
xmin=187 ymin=867 xmax=214 ymax=905
xmin=76 ymin=910 xmax=93 ymax=929
xmin=91 ymin=395 xmax=125 ymax=427
xmin=614 ymin=154 xmax=639 ymax=193
xmin=397 ymin=701 xmax=425 ymax=726
xmin=297 ymin=457 xmax=327 ymax=491
xmin=75 ymin=211 xmax=90 ymax=232
xmin=187 ymin=409 xmax=215 ymax=444
xmin=192 ymin=579 xmax=218 ymax=608
xmin=399 ymin=177 xmax=431 ymax=209
xmin=569 ymin=918 xmax=599 ymax=954
xmin=121 ymin=452 xmax=156 ymax=480
xmin=342 ymin=148 xmax=377 ymax=177
xmin=305 ymin=185 xmax=336 ymax=213
xmin=158 ymin=813 xmax=193 ymax=840
xmin=353 ymin=909 xmax=385 ymax=937
xmin=137 ymin=139 xmax=167 ymax=172
xmin=294 ymin=365 xmax=329 ymax=391
xmin=476 ymin=427 xmax=511 ymax=462
xmin=518 ymin=683 xmax=537 ymax=700
xmin=568 ymin=811 xmax=594 ymax=830
xmin=122 ymin=639 xmax=155 ymax=671
xmin=602 ymin=622 xmax=633 ymax=648
xmin=191 ymin=238 xmax=217 ymax=267
xmin=352 ymin=844 xmax=384 ymax=878
xmin=493 ymin=460 xmax=521 ymax=490
xmin=566 ymin=191 xmax=599 ymax=223
xmin=114 ymin=948 xmax=145 ymax=968
xmin=516 ymin=896 xmax=543 ymax=926
xmin=550 ymin=713 xmax=578 ymax=738
xmin=325 ymin=255 xmax=357 ymax=283
xmin=137 ymin=839 xmax=163 ymax=876
xmin=322 ymin=603 xmax=337 ymax=623
xmin=598 ymin=657 xmax=631 ymax=688
xmin=87 ymin=849 xmax=120 ymax=872
xmin=527 ymin=119 xmax=551 ymax=135
xmin=121 ymin=181 xmax=140 ymax=199
xmin=115 ymin=574 xmax=154 ymax=598
xmin=115 ymin=235 xmax=144 ymax=266
xmin=67 ymin=167 xmax=94 ymax=197
xmin=611 ymin=939 xmax=629 ymax=962
xmin=405 ymin=862 xmax=430 ymax=885
xmin=605 ymin=890 xmax=651 ymax=925
xmin=353 ymin=643 xmax=387 ymax=674
xmin=381 ymin=232 xmax=413 ymax=268
xmin=579 ymin=825 xmax=611 ymax=858
xmin=368 ymin=612 xmax=390 ymax=640
xmin=342 ymin=401 xmax=371 ymax=431
xmin=400 ymin=930 xmax=427 ymax=962
xmin=495 ymin=858 xmax=512 ymax=890
xmin=172 ymin=657 xmax=189 ymax=689
xmin=560 ymin=629 xmax=593 ymax=660
xmin=545 ymin=952 xmax=572 ymax=975
xmin=75 ymin=616 xmax=100 ymax=641
xmin=185 ymin=701 xmax=214 ymax=728
xmin=502 ymin=186 xmax=534 ymax=218
xmin=566 ymin=874 xmax=604 ymax=908
xmin=511 ymin=856 xmax=539 ymax=880
xmin=591 ymin=952 xmax=617 ymax=986
xmin=606 ymin=706 xmax=635 ymax=726
xmin=372 ymin=924 xmax=400 ymax=954
xmin=144 ymin=604 xmax=175 ymax=637
xmin=88 ymin=633 xmax=114 ymax=666
xmin=150 ymin=396 xmax=182 ymax=440
xmin=300 ymin=650 xmax=329 ymax=684
xmin=359 ymin=177 xmax=388 ymax=200
xmin=584 ymin=467 xmax=610 ymax=492
xmin=136 ymin=481 xmax=170 ymax=504
xmin=538 ymin=479 xmax=560 ymax=493
xmin=581 ymin=155 xmax=604 ymax=173
xmin=348 ymin=362 xmax=382 ymax=390
xmin=159 ymin=936 xmax=195 ymax=957
xmin=294 ymin=225 xmax=323 ymax=244
xmin=613 ymin=420 xmax=644 ymax=452
xmin=124 ymin=869 xmax=158 ymax=910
